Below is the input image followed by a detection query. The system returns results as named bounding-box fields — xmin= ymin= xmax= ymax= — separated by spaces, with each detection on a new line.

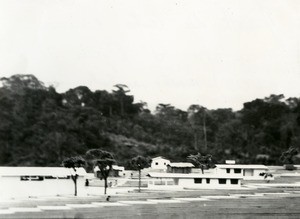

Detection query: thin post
xmin=138 ymin=169 xmax=141 ymax=192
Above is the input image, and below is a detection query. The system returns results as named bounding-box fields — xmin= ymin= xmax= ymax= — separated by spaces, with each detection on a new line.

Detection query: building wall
xmin=151 ymin=158 xmax=170 ymax=170
xmin=167 ymin=167 xmax=192 ymax=174
xmin=243 ymin=169 xmax=271 ymax=180
xmin=216 ymin=167 xmax=272 ymax=180
xmin=0 ymin=176 xmax=86 ymax=198
xmin=148 ymin=177 xmax=241 ymax=189
xmin=217 ymin=168 xmax=243 ymax=177
xmin=178 ymin=178 xmax=241 ymax=188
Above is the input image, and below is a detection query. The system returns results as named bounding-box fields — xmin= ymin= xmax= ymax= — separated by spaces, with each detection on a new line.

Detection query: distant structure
xmin=167 ymin=163 xmax=194 ymax=174
xmin=94 ymin=165 xmax=125 ymax=178
xmin=147 ymin=172 xmax=242 ymax=189
xmin=215 ymin=163 xmax=272 ymax=180
xmin=0 ymin=167 xmax=87 ymax=198
xmin=150 ymin=156 xmax=171 ymax=171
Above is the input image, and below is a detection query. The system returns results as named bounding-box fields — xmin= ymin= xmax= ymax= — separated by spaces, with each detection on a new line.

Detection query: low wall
xmin=0 ymin=176 xmax=86 ymax=198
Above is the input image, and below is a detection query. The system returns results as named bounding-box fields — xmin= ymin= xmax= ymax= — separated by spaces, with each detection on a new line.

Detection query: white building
xmin=150 ymin=156 xmax=171 ymax=171
xmin=0 ymin=167 xmax=87 ymax=198
xmin=94 ymin=165 xmax=125 ymax=178
xmin=147 ymin=172 xmax=242 ymax=189
xmin=215 ymin=164 xmax=273 ymax=180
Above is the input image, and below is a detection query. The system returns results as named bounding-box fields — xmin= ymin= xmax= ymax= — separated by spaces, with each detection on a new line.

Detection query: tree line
xmin=0 ymin=74 xmax=300 ymax=168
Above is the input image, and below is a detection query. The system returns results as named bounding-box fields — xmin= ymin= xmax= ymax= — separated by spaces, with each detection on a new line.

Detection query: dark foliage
xmin=187 ymin=153 xmax=215 ymax=174
xmin=280 ymin=147 xmax=299 ymax=164
xmin=131 ymin=155 xmax=151 ymax=170
xmin=62 ymin=156 xmax=85 ymax=196
xmin=86 ymin=149 xmax=116 ymax=194
xmin=0 ymin=74 xmax=300 ymax=168
xmin=131 ymin=155 xmax=151 ymax=192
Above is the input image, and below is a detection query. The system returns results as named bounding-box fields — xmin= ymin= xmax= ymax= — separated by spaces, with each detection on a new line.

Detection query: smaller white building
xmin=215 ymin=164 xmax=273 ymax=180
xmin=0 ymin=167 xmax=87 ymax=198
xmin=151 ymin=156 xmax=171 ymax=171
xmin=94 ymin=165 xmax=125 ymax=178
xmin=147 ymin=172 xmax=242 ymax=189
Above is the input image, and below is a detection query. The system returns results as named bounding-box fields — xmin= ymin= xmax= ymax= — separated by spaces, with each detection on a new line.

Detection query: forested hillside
xmin=0 ymin=74 xmax=299 ymax=168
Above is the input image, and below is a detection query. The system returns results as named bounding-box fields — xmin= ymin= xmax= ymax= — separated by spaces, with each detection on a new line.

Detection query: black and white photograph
xmin=0 ymin=0 xmax=300 ymax=218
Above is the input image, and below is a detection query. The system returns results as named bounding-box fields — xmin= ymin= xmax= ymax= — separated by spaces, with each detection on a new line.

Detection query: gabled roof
xmin=216 ymin=164 xmax=268 ymax=169
xmin=147 ymin=172 xmax=242 ymax=179
xmin=167 ymin=162 xmax=194 ymax=168
xmin=0 ymin=167 xmax=87 ymax=177
xmin=152 ymin=156 xmax=170 ymax=161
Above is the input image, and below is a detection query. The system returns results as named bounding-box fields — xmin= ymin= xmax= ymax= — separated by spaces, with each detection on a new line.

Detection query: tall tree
xmin=62 ymin=156 xmax=86 ymax=196
xmin=86 ymin=149 xmax=116 ymax=195
xmin=187 ymin=105 xmax=208 ymax=152
xmin=113 ymin=84 xmax=130 ymax=116
xmin=131 ymin=156 xmax=151 ymax=192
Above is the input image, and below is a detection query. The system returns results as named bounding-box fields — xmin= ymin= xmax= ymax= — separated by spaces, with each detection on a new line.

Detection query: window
xmin=30 ymin=176 xmax=44 ymax=181
xmin=20 ymin=176 xmax=29 ymax=181
xmin=226 ymin=168 xmax=230 ymax=173
xmin=45 ymin=176 xmax=57 ymax=179
xmin=155 ymin=162 xmax=158 ymax=165
xmin=20 ymin=176 xmax=44 ymax=181
xmin=206 ymin=178 xmax=210 ymax=184
xmin=164 ymin=163 xmax=166 ymax=165
xmin=194 ymin=178 xmax=202 ymax=184
xmin=230 ymin=179 xmax=239 ymax=184
xmin=154 ymin=180 xmax=164 ymax=185
xmin=218 ymin=179 xmax=227 ymax=184
xmin=234 ymin=169 xmax=241 ymax=173
xmin=58 ymin=176 xmax=70 ymax=179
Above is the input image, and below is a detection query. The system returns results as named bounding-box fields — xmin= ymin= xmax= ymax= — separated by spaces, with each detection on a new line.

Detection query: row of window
xmin=155 ymin=162 xmax=167 ymax=165
xmin=20 ymin=176 xmax=71 ymax=181
xmin=194 ymin=178 xmax=239 ymax=185
xmin=226 ymin=168 xmax=241 ymax=174
xmin=148 ymin=180 xmax=174 ymax=185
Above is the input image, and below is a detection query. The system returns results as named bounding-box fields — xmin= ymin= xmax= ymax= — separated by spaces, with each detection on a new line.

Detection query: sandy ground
xmin=1 ymin=184 xmax=300 ymax=218
xmin=1 ymin=167 xmax=300 ymax=218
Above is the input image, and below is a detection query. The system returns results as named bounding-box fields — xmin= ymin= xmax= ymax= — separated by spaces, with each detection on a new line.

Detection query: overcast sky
xmin=0 ymin=0 xmax=299 ymax=112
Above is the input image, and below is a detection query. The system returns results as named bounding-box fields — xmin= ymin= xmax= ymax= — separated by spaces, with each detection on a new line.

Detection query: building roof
xmin=215 ymin=164 xmax=268 ymax=169
xmin=94 ymin=165 xmax=124 ymax=172
xmin=112 ymin=165 xmax=125 ymax=171
xmin=167 ymin=163 xmax=194 ymax=168
xmin=147 ymin=172 xmax=243 ymax=179
xmin=0 ymin=167 xmax=87 ymax=177
xmin=152 ymin=156 xmax=170 ymax=161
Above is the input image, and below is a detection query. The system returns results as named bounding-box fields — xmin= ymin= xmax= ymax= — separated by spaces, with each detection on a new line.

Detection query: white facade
xmin=0 ymin=167 xmax=87 ymax=198
xmin=147 ymin=173 xmax=242 ymax=189
xmin=215 ymin=164 xmax=273 ymax=180
xmin=151 ymin=157 xmax=171 ymax=170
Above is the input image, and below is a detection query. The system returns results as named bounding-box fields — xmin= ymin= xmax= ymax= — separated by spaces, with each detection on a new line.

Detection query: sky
xmin=0 ymin=0 xmax=299 ymax=112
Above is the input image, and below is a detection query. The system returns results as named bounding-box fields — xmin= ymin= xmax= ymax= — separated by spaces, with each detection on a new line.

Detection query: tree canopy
xmin=0 ymin=74 xmax=300 ymax=168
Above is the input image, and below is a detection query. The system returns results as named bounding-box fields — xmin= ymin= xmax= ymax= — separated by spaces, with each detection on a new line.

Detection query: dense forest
xmin=0 ymin=74 xmax=299 ymax=168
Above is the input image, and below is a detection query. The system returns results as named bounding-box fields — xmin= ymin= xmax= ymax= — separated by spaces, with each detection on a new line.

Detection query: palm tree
xmin=113 ymin=84 xmax=130 ymax=116
xmin=187 ymin=105 xmax=208 ymax=152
